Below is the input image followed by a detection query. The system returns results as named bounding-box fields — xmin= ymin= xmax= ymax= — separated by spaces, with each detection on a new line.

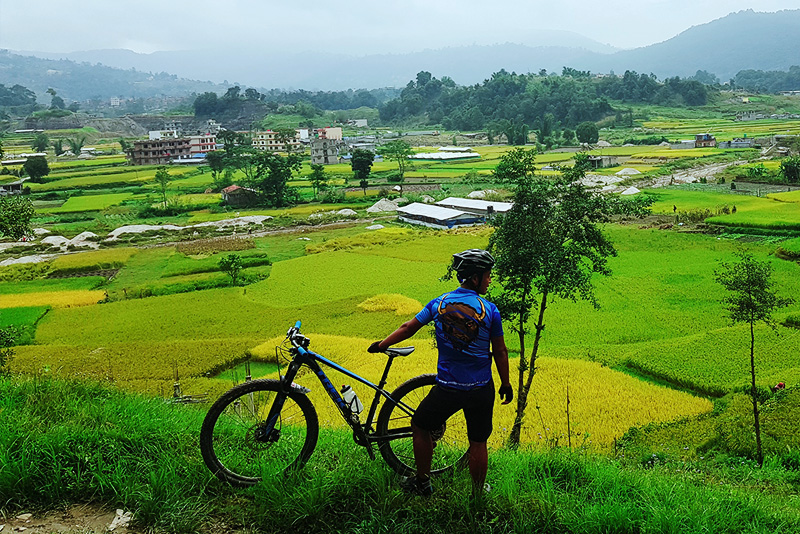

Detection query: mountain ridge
xmin=2 ymin=9 xmax=799 ymax=99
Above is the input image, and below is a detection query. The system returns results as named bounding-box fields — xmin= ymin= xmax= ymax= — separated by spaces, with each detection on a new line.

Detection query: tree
xmin=47 ymin=88 xmax=65 ymax=110
xmin=378 ymin=140 xmax=414 ymax=193
xmin=309 ymin=163 xmax=328 ymax=197
xmin=575 ymin=121 xmax=599 ymax=144
xmin=31 ymin=132 xmax=49 ymax=153
xmin=23 ymin=155 xmax=50 ymax=183
xmin=154 ymin=166 xmax=171 ymax=209
xmin=67 ymin=135 xmax=86 ymax=154
xmin=351 ymin=149 xmax=374 ymax=188
xmin=205 ymin=150 xmax=230 ymax=190
xmin=52 ymin=139 xmax=64 ymax=156
xmin=193 ymin=92 xmax=219 ymax=116
xmin=360 ymin=177 xmax=369 ymax=196
xmin=779 ymin=156 xmax=800 ymax=184
xmin=248 ymin=151 xmax=302 ymax=208
xmin=715 ymin=252 xmax=793 ymax=466
xmin=118 ymin=138 xmax=131 ymax=153
xmin=0 ymin=195 xmax=34 ymax=240
xmin=219 ymin=254 xmax=243 ymax=286
xmin=488 ymin=148 xmax=616 ymax=447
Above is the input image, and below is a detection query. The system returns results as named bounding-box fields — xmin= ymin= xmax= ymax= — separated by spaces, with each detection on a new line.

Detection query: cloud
xmin=1 ymin=1 xmax=799 ymax=54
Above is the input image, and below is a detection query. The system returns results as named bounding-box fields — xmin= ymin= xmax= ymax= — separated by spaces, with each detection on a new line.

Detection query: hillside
xmin=5 ymin=10 xmax=800 ymax=97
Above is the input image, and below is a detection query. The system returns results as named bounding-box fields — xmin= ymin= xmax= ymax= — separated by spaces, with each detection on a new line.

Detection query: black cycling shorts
xmin=411 ymin=381 xmax=495 ymax=443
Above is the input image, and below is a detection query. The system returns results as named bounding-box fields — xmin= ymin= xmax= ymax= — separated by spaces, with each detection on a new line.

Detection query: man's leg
xmin=412 ymin=422 xmax=433 ymax=480
xmin=468 ymin=440 xmax=488 ymax=491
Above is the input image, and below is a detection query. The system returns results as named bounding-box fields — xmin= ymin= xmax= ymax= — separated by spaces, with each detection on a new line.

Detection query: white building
xmin=397 ymin=203 xmax=485 ymax=229
xmin=435 ymin=197 xmax=513 ymax=217
xmin=252 ymin=130 xmax=301 ymax=152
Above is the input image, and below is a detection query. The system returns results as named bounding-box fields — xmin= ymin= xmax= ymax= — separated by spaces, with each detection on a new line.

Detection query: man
xmin=368 ymin=249 xmax=512 ymax=496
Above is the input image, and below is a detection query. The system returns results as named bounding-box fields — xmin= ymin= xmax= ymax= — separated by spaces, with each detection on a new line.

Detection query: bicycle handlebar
xmin=286 ymin=321 xmax=310 ymax=350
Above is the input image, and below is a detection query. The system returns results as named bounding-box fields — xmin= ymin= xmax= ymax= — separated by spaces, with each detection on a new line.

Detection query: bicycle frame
xmin=264 ymin=323 xmax=416 ymax=457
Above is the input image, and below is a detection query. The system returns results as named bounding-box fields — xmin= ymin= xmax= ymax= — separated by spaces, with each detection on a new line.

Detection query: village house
xmin=694 ymin=133 xmax=716 ymax=148
xmin=127 ymin=138 xmax=191 ymax=165
xmin=221 ymin=185 xmax=259 ymax=207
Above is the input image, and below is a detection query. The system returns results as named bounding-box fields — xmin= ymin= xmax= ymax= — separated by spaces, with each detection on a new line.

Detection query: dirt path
xmin=2 ymin=505 xmax=140 ymax=534
xmin=635 ymin=160 xmax=747 ymax=189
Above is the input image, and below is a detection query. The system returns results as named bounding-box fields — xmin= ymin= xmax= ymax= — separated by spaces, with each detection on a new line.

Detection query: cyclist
xmin=369 ymin=248 xmax=512 ymax=496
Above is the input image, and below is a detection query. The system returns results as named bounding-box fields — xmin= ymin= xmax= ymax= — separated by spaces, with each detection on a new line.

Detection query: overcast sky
xmin=1 ymin=0 xmax=799 ymax=55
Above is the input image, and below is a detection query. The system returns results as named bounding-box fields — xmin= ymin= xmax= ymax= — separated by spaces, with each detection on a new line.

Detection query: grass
xmin=0 ymin=375 xmax=797 ymax=534
xmin=41 ymin=192 xmax=134 ymax=213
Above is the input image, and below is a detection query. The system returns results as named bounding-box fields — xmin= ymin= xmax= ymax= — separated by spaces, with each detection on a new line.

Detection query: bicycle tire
xmin=376 ymin=374 xmax=469 ymax=476
xmin=200 ymin=379 xmax=319 ymax=487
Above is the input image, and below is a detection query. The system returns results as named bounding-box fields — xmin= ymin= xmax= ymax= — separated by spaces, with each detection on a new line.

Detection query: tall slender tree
xmin=715 ymin=252 xmax=793 ymax=466
xmin=489 ymin=148 xmax=616 ymax=447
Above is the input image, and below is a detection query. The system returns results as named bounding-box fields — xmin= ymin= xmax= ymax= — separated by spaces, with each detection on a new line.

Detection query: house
xmin=0 ymin=178 xmax=28 ymax=195
xmin=251 ymin=130 xmax=301 ymax=152
xmin=128 ymin=138 xmax=191 ymax=165
xmin=695 ymin=134 xmax=716 ymax=148
xmin=310 ymin=138 xmax=345 ymax=165
xmin=435 ymin=197 xmax=513 ymax=218
xmin=188 ymin=134 xmax=217 ymax=157
xmin=347 ymin=119 xmax=368 ymax=128
xmin=587 ymin=155 xmax=619 ymax=169
xmin=397 ymin=203 xmax=484 ymax=229
xmin=718 ymin=138 xmax=755 ymax=149
xmin=221 ymin=185 xmax=259 ymax=207
xmin=315 ymin=127 xmax=343 ymax=140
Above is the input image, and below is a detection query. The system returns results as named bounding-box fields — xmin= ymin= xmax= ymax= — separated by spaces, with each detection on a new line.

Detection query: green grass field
xmin=7 ymin=221 xmax=797 ymax=450
xmin=41 ymin=192 xmax=134 ymax=213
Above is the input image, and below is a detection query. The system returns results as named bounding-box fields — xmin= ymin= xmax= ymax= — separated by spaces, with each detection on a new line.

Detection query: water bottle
xmin=341 ymin=385 xmax=363 ymax=414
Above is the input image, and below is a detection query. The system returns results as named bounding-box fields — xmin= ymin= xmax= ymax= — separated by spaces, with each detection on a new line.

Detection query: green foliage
xmin=0 ymin=326 xmax=17 ymax=373
xmin=378 ymin=140 xmax=414 ymax=181
xmin=780 ymin=156 xmax=800 ymax=184
xmin=489 ymin=148 xmax=616 ymax=446
xmin=351 ymin=149 xmax=374 ymax=182
xmin=308 ymin=163 xmax=328 ymax=196
xmin=576 ymin=121 xmax=600 ymax=144
xmin=22 ymin=155 xmax=50 ymax=182
xmin=716 ymin=252 xmax=793 ymax=328
xmin=248 ymin=151 xmax=302 ymax=208
xmin=0 ymin=195 xmax=34 ymax=240
xmin=52 ymin=138 xmax=63 ymax=156
xmin=67 ymin=135 xmax=86 ymax=154
xmin=715 ymin=251 xmax=794 ymax=465
xmin=31 ymin=132 xmax=49 ymax=152
xmin=153 ymin=166 xmax=171 ymax=208
xmin=218 ymin=254 xmax=243 ymax=286
xmin=1 ymin=376 xmax=798 ymax=533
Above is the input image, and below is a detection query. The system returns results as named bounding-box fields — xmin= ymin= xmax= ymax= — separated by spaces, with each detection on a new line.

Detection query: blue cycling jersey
xmin=415 ymin=287 xmax=504 ymax=390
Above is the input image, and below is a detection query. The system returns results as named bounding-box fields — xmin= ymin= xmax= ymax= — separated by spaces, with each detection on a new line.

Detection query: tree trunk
xmin=750 ymin=320 xmax=763 ymax=467
xmin=507 ymin=291 xmax=547 ymax=447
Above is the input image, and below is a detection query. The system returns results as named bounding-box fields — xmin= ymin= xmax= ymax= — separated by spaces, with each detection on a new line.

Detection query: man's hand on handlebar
xmin=368 ymin=341 xmax=384 ymax=353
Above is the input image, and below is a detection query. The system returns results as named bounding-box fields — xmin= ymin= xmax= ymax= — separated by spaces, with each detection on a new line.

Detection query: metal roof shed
xmin=436 ymin=197 xmax=513 ymax=216
xmin=397 ymin=203 xmax=484 ymax=229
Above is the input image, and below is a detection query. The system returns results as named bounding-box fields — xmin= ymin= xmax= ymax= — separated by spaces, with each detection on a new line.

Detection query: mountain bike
xmin=200 ymin=321 xmax=469 ymax=487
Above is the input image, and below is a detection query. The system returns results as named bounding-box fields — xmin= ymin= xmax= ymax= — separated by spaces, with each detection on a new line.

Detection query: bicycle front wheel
xmin=376 ymin=374 xmax=469 ymax=476
xmin=200 ymin=379 xmax=318 ymax=487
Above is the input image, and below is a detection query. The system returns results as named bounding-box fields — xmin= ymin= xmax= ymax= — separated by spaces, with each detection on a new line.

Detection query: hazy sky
xmin=1 ymin=0 xmax=799 ymax=54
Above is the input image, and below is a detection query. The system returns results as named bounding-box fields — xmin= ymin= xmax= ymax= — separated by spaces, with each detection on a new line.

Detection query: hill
xmin=6 ymin=10 xmax=800 ymax=97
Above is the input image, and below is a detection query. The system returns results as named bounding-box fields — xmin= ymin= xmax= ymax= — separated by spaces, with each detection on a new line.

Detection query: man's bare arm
xmin=375 ymin=317 xmax=424 ymax=351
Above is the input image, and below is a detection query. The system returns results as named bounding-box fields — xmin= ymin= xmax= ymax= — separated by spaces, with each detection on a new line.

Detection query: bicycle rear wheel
xmin=376 ymin=374 xmax=469 ymax=476
xmin=200 ymin=379 xmax=318 ymax=487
